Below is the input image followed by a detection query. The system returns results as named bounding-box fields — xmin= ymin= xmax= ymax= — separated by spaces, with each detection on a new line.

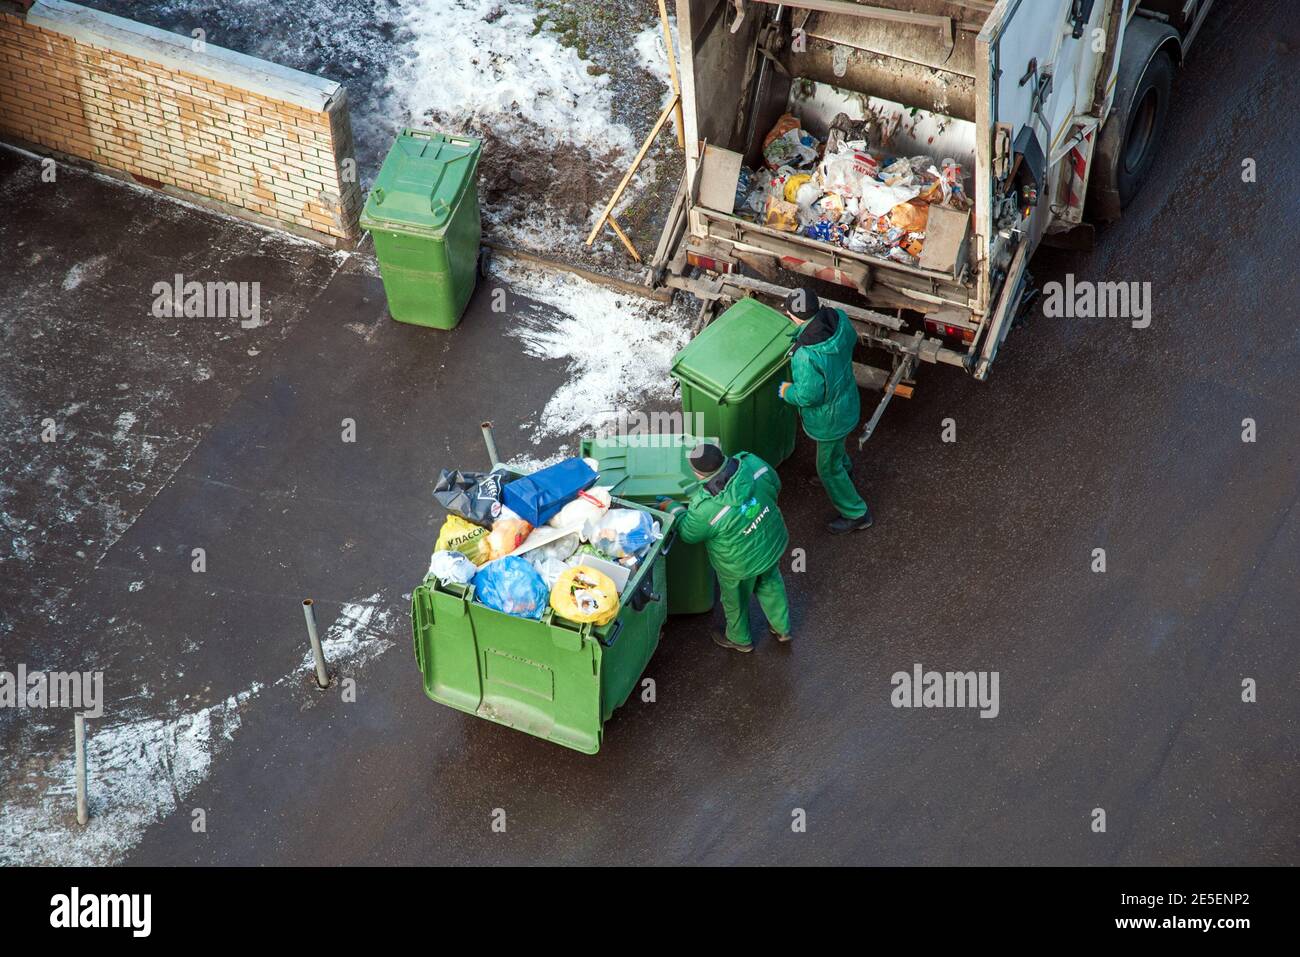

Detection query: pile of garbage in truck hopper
xmin=734 ymin=112 xmax=973 ymax=268
xmin=426 ymin=458 xmax=662 ymax=626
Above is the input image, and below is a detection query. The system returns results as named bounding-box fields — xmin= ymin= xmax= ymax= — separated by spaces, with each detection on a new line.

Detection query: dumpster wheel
xmin=477 ymin=245 xmax=492 ymax=279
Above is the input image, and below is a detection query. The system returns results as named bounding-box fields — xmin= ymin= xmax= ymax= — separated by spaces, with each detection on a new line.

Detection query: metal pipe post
xmin=302 ymin=599 xmax=329 ymax=689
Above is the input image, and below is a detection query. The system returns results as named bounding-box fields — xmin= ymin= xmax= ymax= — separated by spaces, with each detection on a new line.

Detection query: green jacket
xmin=670 ymin=452 xmax=788 ymax=581
xmin=781 ymin=307 xmax=861 ymax=441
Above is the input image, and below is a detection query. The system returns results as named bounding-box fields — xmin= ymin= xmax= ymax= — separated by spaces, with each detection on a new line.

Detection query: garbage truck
xmin=653 ymin=0 xmax=1216 ymax=443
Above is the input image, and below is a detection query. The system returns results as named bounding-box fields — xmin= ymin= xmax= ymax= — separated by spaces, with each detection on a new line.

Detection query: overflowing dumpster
xmin=670 ymin=298 xmax=798 ymax=467
xmin=360 ymin=128 xmax=482 ymax=330
xmin=412 ymin=494 xmax=673 ymax=755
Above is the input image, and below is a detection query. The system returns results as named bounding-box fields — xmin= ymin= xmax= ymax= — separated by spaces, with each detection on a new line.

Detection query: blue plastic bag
xmin=473 ymin=556 xmax=550 ymax=619
xmin=583 ymin=508 xmax=661 ymax=560
xmin=501 ymin=457 xmax=598 ymax=526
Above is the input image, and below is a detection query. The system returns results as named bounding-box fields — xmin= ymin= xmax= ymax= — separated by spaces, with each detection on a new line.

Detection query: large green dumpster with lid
xmin=411 ymin=498 xmax=672 ymax=754
xmin=670 ymin=298 xmax=798 ymax=468
xmin=360 ymin=128 xmax=481 ymax=330
xmin=579 ymin=433 xmax=715 ymax=616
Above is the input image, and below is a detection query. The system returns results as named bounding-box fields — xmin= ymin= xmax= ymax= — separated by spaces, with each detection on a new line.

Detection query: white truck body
xmin=659 ymin=0 xmax=1214 ymax=397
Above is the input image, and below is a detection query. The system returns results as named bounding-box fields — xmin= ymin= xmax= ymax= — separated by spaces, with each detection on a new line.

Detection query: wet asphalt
xmin=1 ymin=0 xmax=1297 ymax=865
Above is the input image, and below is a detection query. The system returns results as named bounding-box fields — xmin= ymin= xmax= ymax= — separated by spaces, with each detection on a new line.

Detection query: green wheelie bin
xmin=360 ymin=128 xmax=482 ymax=330
xmin=670 ymin=298 xmax=798 ymax=468
xmin=579 ymin=433 xmax=715 ymax=616
xmin=411 ymin=497 xmax=673 ymax=755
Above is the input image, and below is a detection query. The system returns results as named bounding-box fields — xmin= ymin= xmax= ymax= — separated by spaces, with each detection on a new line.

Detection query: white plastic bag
xmin=548 ymin=486 xmax=611 ymax=529
xmin=526 ymin=555 xmax=572 ymax=588
xmin=427 ymin=550 xmax=478 ymax=586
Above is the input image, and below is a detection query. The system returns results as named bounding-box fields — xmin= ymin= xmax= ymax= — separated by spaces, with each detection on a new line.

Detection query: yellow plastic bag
xmin=550 ymin=565 xmax=620 ymax=626
xmin=783 ymin=173 xmax=812 ymax=203
xmin=435 ymin=515 xmax=490 ymax=566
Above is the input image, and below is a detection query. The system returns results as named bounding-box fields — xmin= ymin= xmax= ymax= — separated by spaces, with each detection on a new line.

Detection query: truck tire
xmin=1090 ymin=21 xmax=1178 ymax=221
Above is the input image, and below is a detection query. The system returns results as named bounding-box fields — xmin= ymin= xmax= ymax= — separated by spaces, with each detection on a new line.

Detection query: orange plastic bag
xmin=888 ymin=201 xmax=929 ymax=233
xmin=485 ymin=516 xmax=533 ymax=561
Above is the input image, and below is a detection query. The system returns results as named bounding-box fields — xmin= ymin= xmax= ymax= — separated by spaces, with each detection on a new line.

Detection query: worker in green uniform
xmin=657 ymin=442 xmax=790 ymax=653
xmin=777 ymin=288 xmax=874 ymax=534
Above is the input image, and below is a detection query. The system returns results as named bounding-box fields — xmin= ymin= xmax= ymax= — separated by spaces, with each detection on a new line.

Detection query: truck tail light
xmin=924 ymin=318 xmax=976 ymax=344
xmin=687 ymin=251 xmax=735 ymax=274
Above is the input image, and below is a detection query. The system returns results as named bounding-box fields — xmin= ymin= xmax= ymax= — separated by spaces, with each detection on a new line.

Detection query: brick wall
xmin=0 ymin=0 xmax=361 ymax=243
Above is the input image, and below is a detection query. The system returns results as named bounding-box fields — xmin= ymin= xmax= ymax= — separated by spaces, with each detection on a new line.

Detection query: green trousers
xmin=717 ymin=560 xmax=790 ymax=645
xmin=816 ymin=437 xmax=868 ymax=519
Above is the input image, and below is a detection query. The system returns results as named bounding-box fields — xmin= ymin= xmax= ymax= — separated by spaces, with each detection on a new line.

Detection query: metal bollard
xmin=74 ymin=713 xmax=88 ymax=826
xmin=302 ymin=599 xmax=329 ymax=689
xmin=481 ymin=421 xmax=501 ymax=469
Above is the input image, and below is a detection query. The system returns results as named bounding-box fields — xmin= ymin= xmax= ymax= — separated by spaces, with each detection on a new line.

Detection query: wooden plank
xmin=606 ymin=215 xmax=642 ymax=262
xmin=585 ymin=94 xmax=679 ymax=247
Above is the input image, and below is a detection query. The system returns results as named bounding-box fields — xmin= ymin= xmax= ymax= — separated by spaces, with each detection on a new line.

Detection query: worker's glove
xmin=778 ymin=381 xmax=791 ymax=400
xmin=654 ymin=496 xmax=674 ymax=510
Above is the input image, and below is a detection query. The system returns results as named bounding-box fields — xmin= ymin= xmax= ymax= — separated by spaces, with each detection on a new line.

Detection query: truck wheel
xmin=1090 ymin=24 xmax=1177 ymax=221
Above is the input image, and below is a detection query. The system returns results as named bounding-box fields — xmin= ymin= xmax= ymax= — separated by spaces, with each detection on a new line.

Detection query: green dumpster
xmin=580 ymin=433 xmax=715 ymax=616
xmin=670 ymin=298 xmax=798 ymax=467
xmin=360 ymin=128 xmax=482 ymax=330
xmin=411 ymin=497 xmax=672 ymax=754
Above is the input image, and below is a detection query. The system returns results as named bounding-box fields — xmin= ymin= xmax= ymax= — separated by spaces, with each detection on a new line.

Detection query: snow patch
xmin=61 ymin=254 xmax=108 ymax=291
xmin=2 ymin=589 xmax=401 ymax=865
xmin=392 ymin=0 xmax=635 ymax=156
xmin=0 ymin=686 xmax=260 ymax=866
xmin=490 ymin=257 xmax=691 ymax=443
xmin=301 ymin=593 xmax=394 ymax=673
xmin=112 ymin=411 xmax=137 ymax=444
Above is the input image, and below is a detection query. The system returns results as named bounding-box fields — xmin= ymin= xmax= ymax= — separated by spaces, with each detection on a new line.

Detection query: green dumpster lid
xmin=360 ymin=128 xmax=481 ymax=233
xmin=579 ymin=433 xmax=702 ymax=501
xmin=670 ymin=298 xmax=796 ymax=402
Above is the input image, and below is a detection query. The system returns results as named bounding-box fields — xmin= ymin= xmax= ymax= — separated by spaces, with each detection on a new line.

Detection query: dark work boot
xmin=828 ymin=509 xmax=874 ymax=534
xmin=712 ymin=632 xmax=754 ymax=653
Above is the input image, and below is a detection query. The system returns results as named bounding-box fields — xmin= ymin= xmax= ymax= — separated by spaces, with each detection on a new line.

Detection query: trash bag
xmin=484 ymin=510 xmax=533 ymax=562
xmin=763 ymin=114 xmax=819 ymax=169
xmin=548 ymin=487 xmax=611 ymax=529
xmin=550 ymin=565 xmax=620 ymax=626
xmin=426 ymin=550 xmax=477 ymax=586
xmin=531 ymin=530 xmax=581 ymax=563
xmin=433 ymin=468 xmax=509 ymax=528
xmin=435 ymin=515 xmax=490 ymax=566
xmin=472 ymin=556 xmax=550 ymax=620
xmin=526 ymin=554 xmax=571 ymax=588
xmin=583 ymin=508 xmax=661 ymax=560
xmin=501 ymin=457 xmax=599 ymax=526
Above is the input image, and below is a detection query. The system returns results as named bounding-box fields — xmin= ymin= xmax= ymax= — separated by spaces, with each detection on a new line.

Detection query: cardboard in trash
xmin=699 ymin=145 xmax=744 ymax=214
xmin=919 ymin=204 xmax=971 ymax=275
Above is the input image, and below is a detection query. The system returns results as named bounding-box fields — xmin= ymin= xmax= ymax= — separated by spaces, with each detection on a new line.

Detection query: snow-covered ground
xmin=81 ymin=0 xmax=682 ymax=261
xmin=491 ymin=256 xmax=692 ymax=469
xmin=0 ymin=593 xmax=396 ymax=866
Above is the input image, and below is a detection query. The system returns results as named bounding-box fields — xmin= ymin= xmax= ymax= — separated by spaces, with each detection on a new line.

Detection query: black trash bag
xmin=433 ymin=468 xmax=509 ymax=528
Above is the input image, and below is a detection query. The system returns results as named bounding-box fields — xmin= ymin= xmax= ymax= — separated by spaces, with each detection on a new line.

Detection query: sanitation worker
xmin=777 ymin=288 xmax=874 ymax=534
xmin=657 ymin=442 xmax=790 ymax=653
